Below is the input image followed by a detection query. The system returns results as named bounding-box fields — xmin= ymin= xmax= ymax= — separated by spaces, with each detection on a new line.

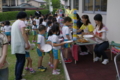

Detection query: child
xmin=25 ymin=33 xmax=35 ymax=73
xmin=32 ymin=20 xmax=38 ymax=42
xmin=0 ymin=22 xmax=5 ymax=33
xmin=62 ymin=17 xmax=73 ymax=63
xmin=36 ymin=16 xmax=40 ymax=27
xmin=46 ymin=21 xmax=52 ymax=38
xmin=50 ymin=23 xmax=65 ymax=75
xmin=4 ymin=21 xmax=11 ymax=44
xmin=36 ymin=25 xmax=47 ymax=72
xmin=42 ymin=18 xmax=47 ymax=26
xmin=0 ymin=33 xmax=9 ymax=80
xmin=93 ymin=14 xmax=109 ymax=65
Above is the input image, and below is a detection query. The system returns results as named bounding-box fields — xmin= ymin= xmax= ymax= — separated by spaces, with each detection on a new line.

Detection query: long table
xmin=72 ymin=38 xmax=98 ymax=64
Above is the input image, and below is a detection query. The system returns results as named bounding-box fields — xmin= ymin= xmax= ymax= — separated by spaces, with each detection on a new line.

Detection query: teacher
xmin=11 ymin=11 xmax=30 ymax=80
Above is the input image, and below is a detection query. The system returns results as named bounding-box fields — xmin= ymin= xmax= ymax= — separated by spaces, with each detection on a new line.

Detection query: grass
xmin=7 ymin=21 xmax=66 ymax=80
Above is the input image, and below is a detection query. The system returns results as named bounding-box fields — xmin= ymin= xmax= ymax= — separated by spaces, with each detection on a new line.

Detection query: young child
xmin=50 ymin=23 xmax=65 ymax=75
xmin=4 ymin=21 xmax=11 ymax=44
xmin=46 ymin=21 xmax=52 ymax=38
xmin=42 ymin=18 xmax=47 ymax=26
xmin=0 ymin=33 xmax=9 ymax=80
xmin=32 ymin=20 xmax=38 ymax=42
xmin=36 ymin=25 xmax=47 ymax=72
xmin=62 ymin=17 xmax=73 ymax=63
xmin=25 ymin=33 xmax=35 ymax=73
xmin=36 ymin=16 xmax=40 ymax=27
xmin=0 ymin=22 xmax=5 ymax=33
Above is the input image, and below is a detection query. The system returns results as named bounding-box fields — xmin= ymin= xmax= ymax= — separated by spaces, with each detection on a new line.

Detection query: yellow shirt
xmin=80 ymin=24 xmax=94 ymax=33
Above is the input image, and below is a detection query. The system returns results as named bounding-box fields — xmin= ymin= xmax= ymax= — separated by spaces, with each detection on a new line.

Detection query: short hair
xmin=44 ymin=18 xmax=47 ymax=21
xmin=47 ymin=21 xmax=52 ymax=26
xmin=17 ymin=11 xmax=27 ymax=19
xmin=38 ymin=25 xmax=46 ymax=31
xmin=48 ymin=16 xmax=53 ymax=21
xmin=64 ymin=17 xmax=72 ymax=23
xmin=5 ymin=21 xmax=10 ymax=25
xmin=32 ymin=20 xmax=36 ymax=25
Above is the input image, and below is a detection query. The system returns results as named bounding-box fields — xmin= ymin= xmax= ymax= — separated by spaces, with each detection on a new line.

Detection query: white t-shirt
xmin=42 ymin=21 xmax=47 ymax=26
xmin=0 ymin=27 xmax=4 ymax=32
xmin=24 ymin=21 xmax=30 ymax=26
xmin=47 ymin=36 xmax=52 ymax=42
xmin=35 ymin=19 xmax=40 ymax=26
xmin=51 ymin=34 xmax=60 ymax=50
xmin=47 ymin=26 xmax=51 ymax=33
xmin=37 ymin=34 xmax=45 ymax=47
xmin=62 ymin=26 xmax=72 ymax=40
xmin=32 ymin=25 xmax=38 ymax=31
xmin=0 ymin=33 xmax=8 ymax=69
xmin=4 ymin=26 xmax=11 ymax=32
xmin=93 ymin=26 xmax=108 ymax=44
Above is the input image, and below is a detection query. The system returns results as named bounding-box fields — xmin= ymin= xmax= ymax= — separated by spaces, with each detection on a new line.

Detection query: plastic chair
xmin=111 ymin=41 xmax=120 ymax=60
xmin=114 ymin=53 xmax=120 ymax=80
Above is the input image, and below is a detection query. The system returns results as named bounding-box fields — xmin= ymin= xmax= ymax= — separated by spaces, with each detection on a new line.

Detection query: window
xmin=2 ymin=0 xmax=6 ymax=3
xmin=21 ymin=0 xmax=24 ymax=2
xmin=83 ymin=0 xmax=107 ymax=14
xmin=74 ymin=0 xmax=79 ymax=10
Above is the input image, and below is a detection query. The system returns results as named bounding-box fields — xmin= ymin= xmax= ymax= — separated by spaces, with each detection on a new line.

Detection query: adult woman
xmin=93 ymin=14 xmax=109 ymax=65
xmin=77 ymin=15 xmax=94 ymax=55
xmin=11 ymin=11 xmax=30 ymax=80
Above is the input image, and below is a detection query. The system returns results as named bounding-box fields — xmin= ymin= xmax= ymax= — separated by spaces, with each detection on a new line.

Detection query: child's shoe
xmin=25 ymin=67 xmax=29 ymax=71
xmin=50 ymin=64 xmax=54 ymax=68
xmin=32 ymin=40 xmax=34 ymax=42
xmin=29 ymin=68 xmax=35 ymax=73
xmin=52 ymin=70 xmax=60 ymax=75
xmin=56 ymin=69 xmax=60 ymax=72
xmin=38 ymin=66 xmax=47 ymax=72
xmin=48 ymin=62 xmax=51 ymax=66
xmin=102 ymin=59 xmax=109 ymax=65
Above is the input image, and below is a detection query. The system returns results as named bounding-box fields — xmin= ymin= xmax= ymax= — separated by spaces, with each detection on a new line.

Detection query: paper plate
xmin=41 ymin=44 xmax=52 ymax=52
xmin=83 ymin=35 xmax=93 ymax=38
xmin=30 ymin=43 xmax=35 ymax=49
xmin=64 ymin=40 xmax=73 ymax=43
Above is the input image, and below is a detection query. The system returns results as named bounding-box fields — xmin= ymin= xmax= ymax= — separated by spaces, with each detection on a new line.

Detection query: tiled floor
xmin=65 ymin=53 xmax=117 ymax=80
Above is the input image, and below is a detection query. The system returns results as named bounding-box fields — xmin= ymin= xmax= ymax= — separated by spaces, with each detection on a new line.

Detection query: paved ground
xmin=65 ymin=53 xmax=117 ymax=80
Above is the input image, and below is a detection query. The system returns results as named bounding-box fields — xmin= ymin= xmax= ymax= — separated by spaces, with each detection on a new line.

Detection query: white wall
xmin=106 ymin=0 xmax=120 ymax=43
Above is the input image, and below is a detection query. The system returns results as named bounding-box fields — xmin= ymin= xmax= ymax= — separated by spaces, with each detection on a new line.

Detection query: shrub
xmin=0 ymin=9 xmax=58 ymax=21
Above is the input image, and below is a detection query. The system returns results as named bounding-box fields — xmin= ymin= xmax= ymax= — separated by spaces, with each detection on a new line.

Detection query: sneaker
xmin=38 ymin=68 xmax=46 ymax=72
xmin=64 ymin=59 xmax=72 ymax=63
xmin=52 ymin=70 xmax=60 ymax=75
xmin=56 ymin=69 xmax=60 ymax=72
xmin=25 ymin=67 xmax=29 ymax=71
xmin=68 ymin=59 xmax=72 ymax=62
xmin=29 ymin=68 xmax=35 ymax=73
xmin=83 ymin=52 xmax=89 ymax=55
xmin=80 ymin=52 xmax=86 ymax=55
xmin=93 ymin=57 xmax=100 ymax=62
xmin=48 ymin=62 xmax=51 ymax=66
xmin=40 ymin=66 xmax=47 ymax=70
xmin=102 ymin=59 xmax=109 ymax=65
xmin=50 ymin=64 xmax=54 ymax=68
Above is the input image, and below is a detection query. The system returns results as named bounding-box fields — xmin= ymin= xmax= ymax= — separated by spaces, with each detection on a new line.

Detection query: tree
xmin=44 ymin=0 xmax=60 ymax=9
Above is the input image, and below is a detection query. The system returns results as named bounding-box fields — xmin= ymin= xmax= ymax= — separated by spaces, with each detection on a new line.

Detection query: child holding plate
xmin=50 ymin=23 xmax=65 ymax=75
xmin=36 ymin=25 xmax=47 ymax=72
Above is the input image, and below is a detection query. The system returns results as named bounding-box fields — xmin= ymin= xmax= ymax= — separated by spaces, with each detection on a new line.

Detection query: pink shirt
xmin=18 ymin=20 xmax=26 ymax=29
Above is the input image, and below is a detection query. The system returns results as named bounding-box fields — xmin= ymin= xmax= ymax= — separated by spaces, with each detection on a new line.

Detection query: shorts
xmin=64 ymin=39 xmax=71 ymax=48
xmin=5 ymin=32 xmax=11 ymax=36
xmin=36 ymin=48 xmax=45 ymax=57
xmin=52 ymin=49 xmax=60 ymax=59
xmin=25 ymin=51 xmax=30 ymax=58
xmin=32 ymin=31 xmax=37 ymax=35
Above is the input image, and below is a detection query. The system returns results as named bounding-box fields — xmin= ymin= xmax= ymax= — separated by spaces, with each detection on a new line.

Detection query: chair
xmin=114 ymin=53 xmax=120 ymax=80
xmin=110 ymin=41 xmax=120 ymax=60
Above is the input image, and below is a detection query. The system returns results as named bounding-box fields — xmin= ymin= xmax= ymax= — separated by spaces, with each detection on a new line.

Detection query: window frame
xmin=82 ymin=0 xmax=107 ymax=14
xmin=73 ymin=0 xmax=79 ymax=10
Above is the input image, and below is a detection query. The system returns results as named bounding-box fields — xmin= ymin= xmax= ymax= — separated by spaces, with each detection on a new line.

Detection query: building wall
xmin=0 ymin=0 xmax=2 ymax=12
xmin=28 ymin=1 xmax=40 ymax=7
xmin=106 ymin=0 xmax=120 ymax=42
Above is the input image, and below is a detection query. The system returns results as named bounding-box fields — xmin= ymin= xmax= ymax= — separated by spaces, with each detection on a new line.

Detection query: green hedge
xmin=0 ymin=9 xmax=58 ymax=21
